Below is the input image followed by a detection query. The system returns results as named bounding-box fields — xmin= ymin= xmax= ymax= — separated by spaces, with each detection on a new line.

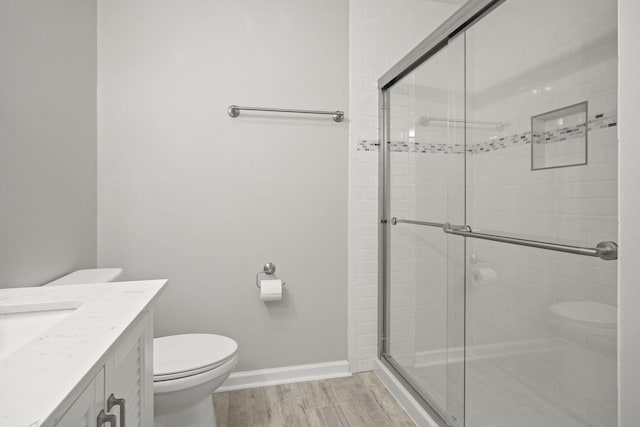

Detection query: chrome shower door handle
xmin=107 ymin=394 xmax=126 ymax=427
xmin=97 ymin=409 xmax=116 ymax=427
xmin=392 ymin=216 xmax=618 ymax=260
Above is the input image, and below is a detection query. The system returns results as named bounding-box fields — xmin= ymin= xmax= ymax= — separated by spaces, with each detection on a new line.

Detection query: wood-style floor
xmin=213 ymin=372 xmax=416 ymax=427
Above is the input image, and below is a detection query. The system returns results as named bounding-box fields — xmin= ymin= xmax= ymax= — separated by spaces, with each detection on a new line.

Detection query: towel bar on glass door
xmin=390 ymin=217 xmax=446 ymax=228
xmin=228 ymin=105 xmax=344 ymax=122
xmin=389 ymin=217 xmax=618 ymax=261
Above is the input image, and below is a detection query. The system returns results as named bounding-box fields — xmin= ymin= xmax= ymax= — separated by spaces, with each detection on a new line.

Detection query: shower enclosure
xmin=378 ymin=1 xmax=619 ymax=426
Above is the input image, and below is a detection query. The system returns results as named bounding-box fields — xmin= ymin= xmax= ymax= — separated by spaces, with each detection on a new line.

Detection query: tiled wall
xmin=369 ymin=0 xmax=618 ymax=425
xmin=465 ymin=126 xmax=618 ymax=426
xmin=462 ymin=13 xmax=618 ymax=422
xmin=348 ymin=0 xmax=460 ymax=373
xmin=359 ymin=112 xmax=617 ymax=155
xmin=351 ymin=1 xmax=618 ymax=423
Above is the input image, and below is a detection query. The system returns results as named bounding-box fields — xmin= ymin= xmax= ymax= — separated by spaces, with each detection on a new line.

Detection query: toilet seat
xmin=153 ymin=355 xmax=238 ymax=396
xmin=153 ymin=334 xmax=238 ymax=382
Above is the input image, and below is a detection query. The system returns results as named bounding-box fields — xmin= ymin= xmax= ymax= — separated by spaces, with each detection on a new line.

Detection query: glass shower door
xmin=382 ymin=36 xmax=465 ymax=426
xmin=463 ymin=0 xmax=618 ymax=426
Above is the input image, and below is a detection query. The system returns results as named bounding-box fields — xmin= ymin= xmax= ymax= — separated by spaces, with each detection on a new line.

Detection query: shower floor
xmin=407 ymin=360 xmax=602 ymax=427
xmin=213 ymin=372 xmax=416 ymax=427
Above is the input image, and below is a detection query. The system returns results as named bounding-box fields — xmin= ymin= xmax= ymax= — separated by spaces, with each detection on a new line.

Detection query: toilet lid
xmin=550 ymin=301 xmax=617 ymax=328
xmin=153 ymin=334 xmax=238 ymax=380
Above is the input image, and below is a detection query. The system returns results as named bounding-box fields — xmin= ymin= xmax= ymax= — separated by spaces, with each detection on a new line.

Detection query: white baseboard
xmin=216 ymin=360 xmax=351 ymax=392
xmin=373 ymin=358 xmax=440 ymax=427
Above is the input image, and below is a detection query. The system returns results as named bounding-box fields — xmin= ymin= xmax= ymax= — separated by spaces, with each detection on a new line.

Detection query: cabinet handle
xmin=107 ymin=394 xmax=126 ymax=427
xmin=97 ymin=409 xmax=116 ymax=427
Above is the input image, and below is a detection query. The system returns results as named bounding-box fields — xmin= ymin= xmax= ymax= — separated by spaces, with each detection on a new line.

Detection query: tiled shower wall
xmin=462 ymin=16 xmax=618 ymax=423
xmin=348 ymin=0 xmax=460 ymax=372
xmin=368 ymin=0 xmax=618 ymax=423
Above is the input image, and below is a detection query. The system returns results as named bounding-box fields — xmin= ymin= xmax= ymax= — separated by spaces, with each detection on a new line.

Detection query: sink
xmin=0 ymin=301 xmax=82 ymax=362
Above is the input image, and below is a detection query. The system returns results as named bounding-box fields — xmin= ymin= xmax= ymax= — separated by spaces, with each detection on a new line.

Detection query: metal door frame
xmin=377 ymin=1 xmax=504 ymax=425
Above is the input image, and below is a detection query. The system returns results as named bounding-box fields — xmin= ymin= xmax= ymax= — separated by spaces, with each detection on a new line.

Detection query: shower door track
xmin=380 ymin=353 xmax=451 ymax=426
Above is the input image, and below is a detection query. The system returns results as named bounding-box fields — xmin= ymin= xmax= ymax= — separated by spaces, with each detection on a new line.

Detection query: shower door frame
xmin=377 ymin=0 xmax=504 ymax=425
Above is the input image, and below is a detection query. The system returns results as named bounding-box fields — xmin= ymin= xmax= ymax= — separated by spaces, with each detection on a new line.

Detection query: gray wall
xmin=97 ymin=0 xmax=349 ymax=370
xmin=0 ymin=1 xmax=97 ymax=288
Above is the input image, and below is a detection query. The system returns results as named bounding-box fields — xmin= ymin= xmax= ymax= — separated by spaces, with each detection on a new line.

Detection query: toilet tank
xmin=44 ymin=268 xmax=123 ymax=286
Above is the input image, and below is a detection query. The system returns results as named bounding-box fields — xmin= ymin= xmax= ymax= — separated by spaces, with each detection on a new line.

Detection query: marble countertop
xmin=0 ymin=280 xmax=167 ymax=427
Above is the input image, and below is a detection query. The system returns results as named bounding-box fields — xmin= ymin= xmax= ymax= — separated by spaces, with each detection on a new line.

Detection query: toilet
xmin=549 ymin=300 xmax=617 ymax=414
xmin=549 ymin=300 xmax=617 ymax=357
xmin=44 ymin=268 xmax=238 ymax=427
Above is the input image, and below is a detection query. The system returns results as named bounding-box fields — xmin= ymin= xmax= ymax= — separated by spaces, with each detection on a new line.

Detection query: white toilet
xmin=44 ymin=268 xmax=238 ymax=427
xmin=549 ymin=300 xmax=617 ymax=417
xmin=549 ymin=300 xmax=617 ymax=357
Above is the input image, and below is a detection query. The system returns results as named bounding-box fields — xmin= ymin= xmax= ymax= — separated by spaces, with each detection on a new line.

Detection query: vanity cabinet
xmin=55 ymin=311 xmax=153 ymax=427
xmin=54 ymin=368 xmax=105 ymax=427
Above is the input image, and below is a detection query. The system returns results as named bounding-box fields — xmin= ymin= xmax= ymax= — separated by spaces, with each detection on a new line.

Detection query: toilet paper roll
xmin=260 ymin=279 xmax=283 ymax=301
xmin=470 ymin=267 xmax=498 ymax=286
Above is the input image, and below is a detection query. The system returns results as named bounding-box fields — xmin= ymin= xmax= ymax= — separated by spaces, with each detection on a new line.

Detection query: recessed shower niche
xmin=531 ymin=101 xmax=588 ymax=170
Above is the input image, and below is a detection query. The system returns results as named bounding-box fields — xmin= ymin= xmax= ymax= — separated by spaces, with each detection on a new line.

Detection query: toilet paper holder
xmin=256 ymin=262 xmax=287 ymax=288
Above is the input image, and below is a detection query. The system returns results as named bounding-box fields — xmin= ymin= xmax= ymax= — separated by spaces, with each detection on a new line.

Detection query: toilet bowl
xmin=153 ymin=333 xmax=237 ymax=427
xmin=549 ymin=300 xmax=617 ymax=412
xmin=43 ymin=269 xmax=238 ymax=427
xmin=550 ymin=300 xmax=617 ymax=357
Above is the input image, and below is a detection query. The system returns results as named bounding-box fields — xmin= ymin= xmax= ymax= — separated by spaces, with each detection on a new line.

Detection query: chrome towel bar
xmin=391 ymin=217 xmax=445 ymax=228
xmin=228 ymin=105 xmax=344 ymax=122
xmin=390 ymin=217 xmax=618 ymax=261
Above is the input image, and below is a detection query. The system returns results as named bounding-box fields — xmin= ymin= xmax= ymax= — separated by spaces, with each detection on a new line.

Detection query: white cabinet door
xmin=55 ymin=368 xmax=105 ymax=427
xmin=105 ymin=311 xmax=154 ymax=427
xmin=54 ymin=310 xmax=153 ymax=427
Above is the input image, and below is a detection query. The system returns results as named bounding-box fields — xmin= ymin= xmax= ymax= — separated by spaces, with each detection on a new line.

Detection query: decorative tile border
xmin=357 ymin=140 xmax=380 ymax=151
xmin=357 ymin=112 xmax=617 ymax=154
xmin=533 ymin=124 xmax=585 ymax=145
